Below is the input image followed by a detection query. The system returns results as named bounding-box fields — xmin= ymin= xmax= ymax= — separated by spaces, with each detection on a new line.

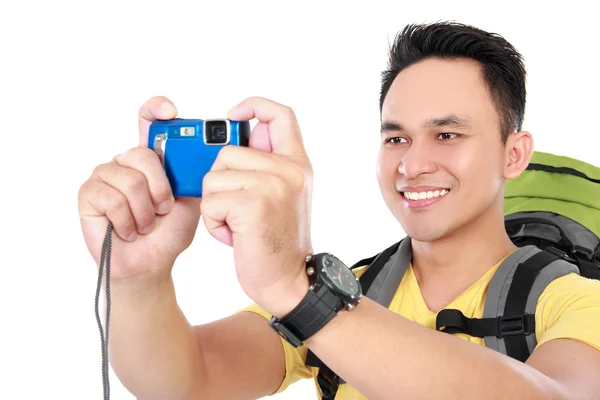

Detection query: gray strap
xmin=483 ymin=245 xmax=579 ymax=354
xmin=365 ymin=238 xmax=412 ymax=307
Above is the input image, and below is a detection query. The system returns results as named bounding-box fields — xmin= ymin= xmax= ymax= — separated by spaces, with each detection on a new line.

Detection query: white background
xmin=1 ymin=1 xmax=598 ymax=399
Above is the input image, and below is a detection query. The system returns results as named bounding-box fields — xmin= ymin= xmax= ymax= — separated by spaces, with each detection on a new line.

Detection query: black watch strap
xmin=269 ymin=280 xmax=345 ymax=347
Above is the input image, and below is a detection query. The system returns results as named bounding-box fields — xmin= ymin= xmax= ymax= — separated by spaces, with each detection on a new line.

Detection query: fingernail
xmin=140 ymin=220 xmax=155 ymax=235
xmin=157 ymin=198 xmax=173 ymax=214
xmin=157 ymin=102 xmax=177 ymax=118
xmin=227 ymin=103 xmax=241 ymax=116
xmin=126 ymin=232 xmax=138 ymax=242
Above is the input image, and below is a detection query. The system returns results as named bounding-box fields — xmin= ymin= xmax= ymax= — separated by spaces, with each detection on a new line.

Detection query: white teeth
xmin=403 ymin=189 xmax=449 ymax=201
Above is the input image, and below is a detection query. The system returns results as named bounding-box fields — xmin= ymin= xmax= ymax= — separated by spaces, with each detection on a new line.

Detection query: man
xmin=78 ymin=21 xmax=600 ymax=399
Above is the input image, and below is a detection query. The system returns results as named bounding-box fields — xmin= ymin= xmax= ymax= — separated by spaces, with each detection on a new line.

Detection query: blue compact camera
xmin=148 ymin=118 xmax=250 ymax=197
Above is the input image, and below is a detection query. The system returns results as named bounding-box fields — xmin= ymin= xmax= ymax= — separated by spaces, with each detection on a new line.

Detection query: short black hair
xmin=379 ymin=21 xmax=527 ymax=143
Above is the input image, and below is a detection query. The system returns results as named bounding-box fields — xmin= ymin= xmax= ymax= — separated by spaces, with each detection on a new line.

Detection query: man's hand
xmin=78 ymin=96 xmax=201 ymax=281
xmin=201 ymin=97 xmax=313 ymax=318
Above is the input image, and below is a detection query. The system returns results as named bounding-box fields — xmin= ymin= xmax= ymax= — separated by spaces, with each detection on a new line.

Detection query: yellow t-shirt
xmin=240 ymin=255 xmax=600 ymax=399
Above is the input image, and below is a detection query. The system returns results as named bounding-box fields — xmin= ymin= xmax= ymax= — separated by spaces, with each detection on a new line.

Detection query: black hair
xmin=379 ymin=21 xmax=527 ymax=143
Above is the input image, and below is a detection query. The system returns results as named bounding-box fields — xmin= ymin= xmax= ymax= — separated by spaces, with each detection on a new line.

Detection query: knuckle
xmin=201 ymin=175 xmax=213 ymax=196
xmin=122 ymin=146 xmax=143 ymax=162
xmin=92 ymin=161 xmax=111 ymax=177
xmin=281 ymin=105 xmax=295 ymax=119
xmin=200 ymin=195 xmax=217 ymax=218
xmin=199 ymin=196 xmax=208 ymax=214
xmin=286 ymin=163 xmax=310 ymax=191
xmin=129 ymin=146 xmax=154 ymax=161
xmin=119 ymin=147 xmax=144 ymax=165
xmin=267 ymin=174 xmax=287 ymax=199
xmin=77 ymin=179 xmax=94 ymax=207
xmin=199 ymin=195 xmax=211 ymax=214
xmin=118 ymin=214 xmax=137 ymax=234
xmin=218 ymin=144 xmax=236 ymax=159
xmin=122 ymin=169 xmax=148 ymax=194
xmin=202 ymin=171 xmax=216 ymax=189
xmin=106 ymin=189 xmax=129 ymax=215
xmin=137 ymin=211 xmax=156 ymax=230
xmin=213 ymin=146 xmax=240 ymax=171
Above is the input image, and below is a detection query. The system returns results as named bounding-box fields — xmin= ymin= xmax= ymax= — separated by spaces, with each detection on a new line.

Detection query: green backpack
xmin=305 ymin=151 xmax=600 ymax=400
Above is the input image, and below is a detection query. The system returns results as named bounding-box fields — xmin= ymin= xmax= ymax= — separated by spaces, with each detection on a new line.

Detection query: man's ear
xmin=504 ymin=130 xmax=534 ymax=180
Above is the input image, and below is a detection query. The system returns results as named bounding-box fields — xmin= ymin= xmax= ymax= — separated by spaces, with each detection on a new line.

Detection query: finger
xmin=210 ymin=145 xmax=281 ymax=173
xmin=202 ymin=169 xmax=276 ymax=198
xmin=200 ymin=191 xmax=249 ymax=246
xmin=93 ymin=161 xmax=157 ymax=235
xmin=115 ymin=147 xmax=174 ymax=215
xmin=79 ymin=179 xmax=138 ymax=242
xmin=227 ymin=96 xmax=306 ymax=157
xmin=138 ymin=96 xmax=178 ymax=147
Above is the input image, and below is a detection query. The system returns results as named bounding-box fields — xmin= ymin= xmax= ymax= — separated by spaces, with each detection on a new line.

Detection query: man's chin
xmin=397 ymin=214 xmax=454 ymax=243
xmin=402 ymin=226 xmax=450 ymax=243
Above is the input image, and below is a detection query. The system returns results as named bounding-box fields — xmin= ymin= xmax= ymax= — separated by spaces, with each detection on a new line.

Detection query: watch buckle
xmin=269 ymin=318 xmax=303 ymax=348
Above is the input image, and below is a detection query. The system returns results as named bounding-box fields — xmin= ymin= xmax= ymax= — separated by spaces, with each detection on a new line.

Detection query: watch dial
xmin=321 ymin=255 xmax=359 ymax=295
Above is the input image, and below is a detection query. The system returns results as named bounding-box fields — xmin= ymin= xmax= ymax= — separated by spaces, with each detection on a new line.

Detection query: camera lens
xmin=205 ymin=121 xmax=228 ymax=144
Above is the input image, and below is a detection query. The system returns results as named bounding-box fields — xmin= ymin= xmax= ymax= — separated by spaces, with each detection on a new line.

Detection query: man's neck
xmin=409 ymin=201 xmax=516 ymax=309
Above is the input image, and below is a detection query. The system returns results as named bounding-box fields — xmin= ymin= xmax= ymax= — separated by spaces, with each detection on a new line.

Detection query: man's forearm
xmin=107 ymin=272 xmax=204 ymax=400
xmin=304 ymin=297 xmax=567 ymax=400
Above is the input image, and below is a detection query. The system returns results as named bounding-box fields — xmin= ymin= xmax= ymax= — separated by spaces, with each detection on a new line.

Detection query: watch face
xmin=320 ymin=254 xmax=360 ymax=296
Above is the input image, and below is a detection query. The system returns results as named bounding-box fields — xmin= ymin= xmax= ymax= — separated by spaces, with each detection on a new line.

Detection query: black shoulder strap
xmin=436 ymin=248 xmax=573 ymax=362
xmin=573 ymin=254 xmax=600 ymax=280
xmin=305 ymin=239 xmax=403 ymax=399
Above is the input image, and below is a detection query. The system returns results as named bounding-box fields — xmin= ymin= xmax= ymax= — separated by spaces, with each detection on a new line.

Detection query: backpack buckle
xmin=498 ymin=315 xmax=526 ymax=337
xmin=317 ymin=366 xmax=341 ymax=399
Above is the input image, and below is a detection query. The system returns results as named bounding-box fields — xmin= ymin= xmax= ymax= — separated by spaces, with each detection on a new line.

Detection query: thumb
xmin=248 ymin=122 xmax=273 ymax=153
xmin=227 ymin=96 xmax=306 ymax=157
xmin=138 ymin=96 xmax=178 ymax=147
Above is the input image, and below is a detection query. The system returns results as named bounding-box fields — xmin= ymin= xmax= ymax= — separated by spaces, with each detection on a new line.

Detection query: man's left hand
xmin=201 ymin=96 xmax=313 ymax=318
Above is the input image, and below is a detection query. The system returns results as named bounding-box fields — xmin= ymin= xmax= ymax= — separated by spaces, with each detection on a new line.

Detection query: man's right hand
xmin=78 ymin=96 xmax=202 ymax=281
xmin=76 ymin=96 xmax=289 ymax=400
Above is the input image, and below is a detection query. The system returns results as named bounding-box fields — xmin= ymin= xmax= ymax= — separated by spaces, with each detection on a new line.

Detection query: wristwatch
xmin=268 ymin=253 xmax=362 ymax=347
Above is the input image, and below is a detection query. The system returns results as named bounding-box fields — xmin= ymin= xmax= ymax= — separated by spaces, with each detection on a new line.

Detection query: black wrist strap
xmin=270 ymin=280 xmax=344 ymax=347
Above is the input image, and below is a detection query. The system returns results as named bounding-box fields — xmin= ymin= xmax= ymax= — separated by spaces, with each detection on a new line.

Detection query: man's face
xmin=376 ymin=57 xmax=508 ymax=242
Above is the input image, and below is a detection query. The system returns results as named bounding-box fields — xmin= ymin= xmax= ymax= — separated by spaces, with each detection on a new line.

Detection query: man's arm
xmin=303 ymin=296 xmax=600 ymax=400
xmin=108 ymin=274 xmax=286 ymax=400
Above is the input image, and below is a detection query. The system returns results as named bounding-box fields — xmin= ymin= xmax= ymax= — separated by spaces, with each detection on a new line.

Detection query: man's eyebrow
xmin=380 ymin=114 xmax=472 ymax=134
xmin=380 ymin=121 xmax=403 ymax=134
xmin=424 ymin=114 xmax=471 ymax=129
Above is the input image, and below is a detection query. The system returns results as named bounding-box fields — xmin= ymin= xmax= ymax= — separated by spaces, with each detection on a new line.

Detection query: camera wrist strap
xmin=95 ymin=221 xmax=113 ymax=400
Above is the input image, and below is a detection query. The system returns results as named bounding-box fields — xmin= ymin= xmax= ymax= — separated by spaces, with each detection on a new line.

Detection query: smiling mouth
xmin=401 ymin=189 xmax=450 ymax=201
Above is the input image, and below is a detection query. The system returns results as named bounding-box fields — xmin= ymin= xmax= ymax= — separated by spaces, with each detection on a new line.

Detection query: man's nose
xmin=397 ymin=140 xmax=437 ymax=179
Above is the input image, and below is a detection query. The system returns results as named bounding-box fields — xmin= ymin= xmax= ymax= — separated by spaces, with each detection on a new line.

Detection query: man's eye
xmin=438 ymin=133 xmax=458 ymax=140
xmin=385 ymin=137 xmax=407 ymax=144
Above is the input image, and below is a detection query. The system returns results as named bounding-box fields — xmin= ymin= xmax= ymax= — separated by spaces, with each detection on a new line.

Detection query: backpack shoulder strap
xmin=359 ymin=237 xmax=411 ymax=303
xmin=305 ymin=238 xmax=409 ymax=399
xmin=436 ymin=245 xmax=579 ymax=362
xmin=573 ymin=253 xmax=600 ymax=280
